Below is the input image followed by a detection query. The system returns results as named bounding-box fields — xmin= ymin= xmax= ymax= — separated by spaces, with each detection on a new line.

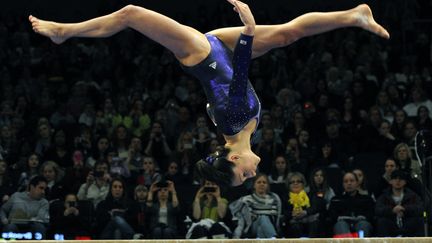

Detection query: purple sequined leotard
xmin=182 ymin=33 xmax=261 ymax=136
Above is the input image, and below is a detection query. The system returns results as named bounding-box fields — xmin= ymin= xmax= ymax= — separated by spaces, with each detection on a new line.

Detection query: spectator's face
xmin=253 ymin=175 xmax=268 ymax=195
xmin=167 ymin=162 xmax=178 ymax=175
xmin=1 ymin=126 xmax=11 ymax=139
xmin=54 ymin=131 xmax=66 ymax=146
xmin=130 ymin=138 xmax=141 ymax=150
xmin=64 ymin=194 xmax=78 ymax=208
xmin=261 ymin=115 xmax=272 ymax=127
xmin=394 ymin=111 xmax=406 ymax=124
xmin=95 ymin=163 xmax=108 ymax=174
xmin=274 ymin=157 xmax=286 ymax=172
xmin=313 ymin=170 xmax=324 ymax=186
xmin=390 ymin=178 xmax=406 ymax=190
xmin=43 ymin=165 xmax=56 ymax=182
xmin=111 ymin=180 xmax=124 ymax=199
xmin=135 ymin=189 xmax=147 ymax=201
xmin=116 ymin=127 xmax=127 ymax=140
xmin=157 ymin=187 xmax=169 ymax=200
xmin=379 ymin=122 xmax=391 ymax=135
xmin=38 ymin=124 xmax=50 ymax=138
xmin=419 ymin=107 xmax=429 ymax=119
xmin=397 ymin=146 xmax=409 ymax=160
xmin=209 ymin=139 xmax=219 ymax=153
xmin=97 ymin=138 xmax=109 ymax=151
xmin=262 ymin=129 xmax=274 ymax=142
xmin=385 ymin=159 xmax=397 ymax=175
xmin=29 ymin=182 xmax=47 ymax=200
xmin=403 ymin=123 xmax=417 ymax=139
xmin=298 ymin=130 xmax=309 ymax=143
xmin=377 ymin=92 xmax=389 ymax=105
xmin=28 ymin=154 xmax=39 ymax=168
xmin=196 ymin=117 xmax=207 ymax=128
xmin=343 ymin=173 xmax=358 ymax=193
xmin=289 ymin=175 xmax=304 ymax=193
xmin=143 ymin=159 xmax=154 ymax=171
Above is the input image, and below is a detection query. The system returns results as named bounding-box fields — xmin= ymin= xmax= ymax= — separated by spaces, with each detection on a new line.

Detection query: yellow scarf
xmin=289 ymin=190 xmax=310 ymax=210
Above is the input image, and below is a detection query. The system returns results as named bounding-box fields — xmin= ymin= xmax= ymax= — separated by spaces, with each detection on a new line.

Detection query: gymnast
xmin=29 ymin=0 xmax=389 ymax=187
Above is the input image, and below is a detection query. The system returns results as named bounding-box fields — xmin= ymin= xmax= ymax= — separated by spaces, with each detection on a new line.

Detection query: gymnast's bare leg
xmin=29 ymin=5 xmax=210 ymax=66
xmin=209 ymin=4 xmax=389 ymax=58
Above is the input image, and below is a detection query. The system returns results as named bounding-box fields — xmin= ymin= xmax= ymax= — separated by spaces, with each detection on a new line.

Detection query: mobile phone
xmin=183 ymin=143 xmax=193 ymax=149
xmin=203 ymin=187 xmax=216 ymax=193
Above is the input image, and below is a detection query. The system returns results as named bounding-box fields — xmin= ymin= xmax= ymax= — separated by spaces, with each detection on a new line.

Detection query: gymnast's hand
xmin=227 ymin=0 xmax=255 ymax=36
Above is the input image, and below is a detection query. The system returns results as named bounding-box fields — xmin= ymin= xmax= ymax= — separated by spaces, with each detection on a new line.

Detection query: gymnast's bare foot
xmin=29 ymin=15 xmax=67 ymax=44
xmin=353 ymin=4 xmax=390 ymax=39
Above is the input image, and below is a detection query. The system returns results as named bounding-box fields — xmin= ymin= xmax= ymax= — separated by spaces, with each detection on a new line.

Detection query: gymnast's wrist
xmin=242 ymin=25 xmax=255 ymax=36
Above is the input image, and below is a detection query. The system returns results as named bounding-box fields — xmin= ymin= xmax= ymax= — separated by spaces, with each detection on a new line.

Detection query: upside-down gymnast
xmin=29 ymin=0 xmax=389 ymax=187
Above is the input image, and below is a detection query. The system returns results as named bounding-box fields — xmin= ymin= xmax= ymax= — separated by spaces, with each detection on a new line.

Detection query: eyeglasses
xmin=289 ymin=180 xmax=303 ymax=185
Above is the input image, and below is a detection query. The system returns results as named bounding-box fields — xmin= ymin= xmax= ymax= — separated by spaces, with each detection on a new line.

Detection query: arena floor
xmin=12 ymin=238 xmax=432 ymax=243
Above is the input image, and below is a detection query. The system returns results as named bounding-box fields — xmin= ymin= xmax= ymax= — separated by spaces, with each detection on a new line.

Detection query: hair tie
xmin=205 ymin=156 xmax=216 ymax=165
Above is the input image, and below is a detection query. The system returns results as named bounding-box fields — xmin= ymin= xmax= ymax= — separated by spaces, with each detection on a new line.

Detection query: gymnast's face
xmin=230 ymin=150 xmax=260 ymax=186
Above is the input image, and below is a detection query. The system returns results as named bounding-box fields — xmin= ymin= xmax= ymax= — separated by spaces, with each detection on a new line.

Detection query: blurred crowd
xmin=0 ymin=0 xmax=432 ymax=240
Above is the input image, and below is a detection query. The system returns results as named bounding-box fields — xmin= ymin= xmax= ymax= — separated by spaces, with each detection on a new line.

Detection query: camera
xmin=93 ymin=170 xmax=105 ymax=178
xmin=68 ymin=201 xmax=77 ymax=207
xmin=203 ymin=187 xmax=216 ymax=193
xmin=156 ymin=181 xmax=168 ymax=188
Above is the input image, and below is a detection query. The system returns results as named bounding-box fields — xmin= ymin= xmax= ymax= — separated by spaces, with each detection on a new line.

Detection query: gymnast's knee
xmin=118 ymin=5 xmax=143 ymax=25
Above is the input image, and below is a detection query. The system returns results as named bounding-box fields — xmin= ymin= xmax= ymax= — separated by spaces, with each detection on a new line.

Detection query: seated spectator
xmin=174 ymin=131 xmax=200 ymax=177
xmin=130 ymin=185 xmax=148 ymax=237
xmin=416 ymin=105 xmax=432 ymax=131
xmin=164 ymin=161 xmax=188 ymax=186
xmin=136 ymin=156 xmax=162 ymax=188
xmin=307 ymin=167 xmax=335 ymax=209
xmin=375 ymin=158 xmax=399 ymax=198
xmin=62 ymin=150 xmax=91 ymax=195
xmin=77 ymin=161 xmax=111 ymax=208
xmin=15 ymin=153 xmax=40 ymax=192
xmin=230 ymin=174 xmax=282 ymax=238
xmin=43 ymin=129 xmax=72 ymax=168
xmin=146 ymin=180 xmax=180 ymax=239
xmin=375 ymin=170 xmax=424 ymax=237
xmin=284 ymin=172 xmax=325 ymax=238
xmin=187 ymin=180 xmax=231 ymax=239
xmin=40 ymin=160 xmax=65 ymax=202
xmin=86 ymin=136 xmax=110 ymax=168
xmin=95 ymin=178 xmax=137 ymax=239
xmin=352 ymin=168 xmax=375 ymax=200
xmin=0 ymin=176 xmax=49 ymax=239
xmin=268 ymin=155 xmax=291 ymax=199
xmin=328 ymin=171 xmax=375 ymax=237
xmin=49 ymin=193 xmax=89 ymax=239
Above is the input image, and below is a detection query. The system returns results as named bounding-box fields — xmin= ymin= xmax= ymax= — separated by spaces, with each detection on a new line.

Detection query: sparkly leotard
xmin=182 ymin=33 xmax=261 ymax=136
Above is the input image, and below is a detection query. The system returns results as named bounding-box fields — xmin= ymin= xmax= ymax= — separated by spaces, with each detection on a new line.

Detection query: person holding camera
xmin=144 ymin=121 xmax=172 ymax=170
xmin=95 ymin=178 xmax=138 ymax=239
xmin=187 ymin=180 xmax=231 ymax=239
xmin=146 ymin=180 xmax=180 ymax=239
xmin=77 ymin=161 xmax=111 ymax=208
xmin=49 ymin=193 xmax=89 ymax=239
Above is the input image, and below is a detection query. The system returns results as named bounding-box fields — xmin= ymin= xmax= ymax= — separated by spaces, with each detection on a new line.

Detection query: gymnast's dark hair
xmin=195 ymin=146 xmax=234 ymax=188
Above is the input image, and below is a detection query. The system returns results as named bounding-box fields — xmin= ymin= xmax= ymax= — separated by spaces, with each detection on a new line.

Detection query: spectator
xmin=39 ymin=160 xmax=65 ymax=202
xmin=187 ymin=180 xmax=231 ymax=239
xmin=403 ymin=87 xmax=432 ymax=118
xmin=284 ymin=172 xmax=325 ymax=238
xmin=95 ymin=178 xmax=137 ymax=239
xmin=62 ymin=150 xmax=91 ymax=195
xmin=416 ymin=105 xmax=432 ymax=131
xmin=307 ymin=167 xmax=335 ymax=209
xmin=49 ymin=193 xmax=89 ymax=239
xmin=174 ymin=131 xmax=200 ymax=177
xmin=77 ymin=161 xmax=111 ymax=208
xmin=16 ymin=153 xmax=41 ymax=192
xmin=144 ymin=121 xmax=172 ymax=169
xmin=253 ymin=127 xmax=284 ymax=174
xmin=0 ymin=176 xmax=49 ymax=239
xmin=391 ymin=109 xmax=408 ymax=140
xmin=87 ymin=136 xmax=110 ymax=168
xmin=328 ymin=171 xmax=375 ymax=237
xmin=130 ymin=184 xmax=148 ymax=237
xmin=352 ymin=168 xmax=375 ymax=200
xmin=146 ymin=180 xmax=180 ymax=239
xmin=375 ymin=158 xmax=400 ymax=198
xmin=136 ymin=156 xmax=162 ymax=188
xmin=230 ymin=174 xmax=282 ymax=238
xmin=43 ymin=129 xmax=72 ymax=167
xmin=375 ymin=170 xmax=424 ymax=237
